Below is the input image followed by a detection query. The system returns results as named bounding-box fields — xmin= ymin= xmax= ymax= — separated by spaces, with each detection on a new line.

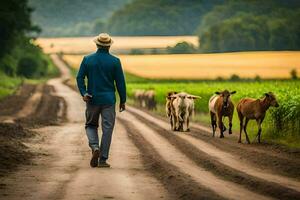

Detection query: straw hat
xmin=93 ymin=33 xmax=113 ymax=46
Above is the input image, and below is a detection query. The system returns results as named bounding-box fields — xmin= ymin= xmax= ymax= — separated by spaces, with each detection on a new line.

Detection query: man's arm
xmin=76 ymin=57 xmax=88 ymax=97
xmin=115 ymin=59 xmax=127 ymax=105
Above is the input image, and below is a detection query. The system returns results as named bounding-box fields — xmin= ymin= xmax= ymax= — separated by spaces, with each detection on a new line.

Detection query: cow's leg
xmin=183 ymin=114 xmax=189 ymax=132
xmin=228 ymin=114 xmax=233 ymax=134
xmin=238 ymin=112 xmax=244 ymax=143
xmin=210 ymin=111 xmax=216 ymax=137
xmin=217 ymin=114 xmax=224 ymax=138
xmin=222 ymin=116 xmax=227 ymax=132
xmin=244 ymin=118 xmax=251 ymax=144
xmin=187 ymin=116 xmax=190 ymax=132
xmin=173 ymin=108 xmax=180 ymax=131
xmin=256 ymin=118 xmax=263 ymax=143
xmin=175 ymin=115 xmax=180 ymax=131
xmin=170 ymin=115 xmax=173 ymax=130
xmin=171 ymin=114 xmax=176 ymax=131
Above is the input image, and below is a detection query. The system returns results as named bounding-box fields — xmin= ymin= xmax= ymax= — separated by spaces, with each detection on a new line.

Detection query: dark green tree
xmin=167 ymin=42 xmax=197 ymax=54
xmin=290 ymin=69 xmax=298 ymax=80
xmin=197 ymin=0 xmax=300 ymax=52
xmin=0 ymin=0 xmax=35 ymax=59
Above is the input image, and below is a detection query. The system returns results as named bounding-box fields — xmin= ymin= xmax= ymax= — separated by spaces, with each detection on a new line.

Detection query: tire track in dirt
xmin=127 ymin=108 xmax=300 ymax=199
xmin=0 ymin=84 xmax=36 ymax=117
xmin=118 ymin=118 xmax=225 ymax=200
xmin=118 ymin=111 xmax=272 ymax=200
xmin=16 ymin=85 xmax=67 ymax=127
xmin=148 ymin=109 xmax=300 ymax=171
xmin=189 ymin=123 xmax=300 ymax=178
xmin=60 ymin=122 xmax=172 ymax=200
xmin=0 ymin=84 xmax=43 ymax=123
xmin=126 ymin=106 xmax=300 ymax=196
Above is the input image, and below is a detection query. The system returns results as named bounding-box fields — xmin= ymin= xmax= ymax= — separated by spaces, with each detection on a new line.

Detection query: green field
xmin=126 ymin=78 xmax=300 ymax=148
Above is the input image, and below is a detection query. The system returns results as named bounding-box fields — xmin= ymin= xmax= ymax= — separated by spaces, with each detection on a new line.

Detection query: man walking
xmin=76 ymin=33 xmax=126 ymax=168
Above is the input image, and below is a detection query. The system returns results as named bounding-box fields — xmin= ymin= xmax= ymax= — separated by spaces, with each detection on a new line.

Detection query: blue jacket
xmin=76 ymin=49 xmax=126 ymax=105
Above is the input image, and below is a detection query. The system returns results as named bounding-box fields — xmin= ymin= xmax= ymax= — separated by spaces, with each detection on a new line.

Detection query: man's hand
xmin=119 ymin=103 xmax=126 ymax=112
xmin=83 ymin=94 xmax=92 ymax=102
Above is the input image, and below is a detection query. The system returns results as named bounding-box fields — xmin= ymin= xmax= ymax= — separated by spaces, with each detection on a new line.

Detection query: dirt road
xmin=0 ymin=55 xmax=299 ymax=200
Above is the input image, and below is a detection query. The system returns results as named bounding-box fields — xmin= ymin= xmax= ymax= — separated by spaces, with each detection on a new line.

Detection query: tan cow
xmin=237 ymin=92 xmax=279 ymax=144
xmin=171 ymin=92 xmax=200 ymax=132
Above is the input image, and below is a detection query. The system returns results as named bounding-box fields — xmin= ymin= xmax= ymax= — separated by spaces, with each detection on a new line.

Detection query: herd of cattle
xmin=134 ymin=89 xmax=279 ymax=144
xmin=133 ymin=89 xmax=157 ymax=110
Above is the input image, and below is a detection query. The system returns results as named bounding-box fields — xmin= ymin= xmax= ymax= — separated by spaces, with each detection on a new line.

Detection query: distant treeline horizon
xmin=30 ymin=0 xmax=300 ymax=52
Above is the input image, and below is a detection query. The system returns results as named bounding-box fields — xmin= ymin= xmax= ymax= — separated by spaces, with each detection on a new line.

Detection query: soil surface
xmin=0 ymin=54 xmax=299 ymax=200
xmin=0 ymin=79 xmax=66 ymax=178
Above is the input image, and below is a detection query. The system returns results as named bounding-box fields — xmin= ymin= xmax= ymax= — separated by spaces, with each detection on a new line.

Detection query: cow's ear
xmin=188 ymin=95 xmax=201 ymax=99
xmin=264 ymin=93 xmax=270 ymax=97
xmin=231 ymin=91 xmax=236 ymax=94
xmin=170 ymin=94 xmax=177 ymax=99
xmin=215 ymin=92 xmax=221 ymax=95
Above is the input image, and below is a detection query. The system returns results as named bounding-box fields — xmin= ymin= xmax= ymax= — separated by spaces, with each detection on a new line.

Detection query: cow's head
xmin=264 ymin=92 xmax=279 ymax=107
xmin=215 ymin=90 xmax=236 ymax=109
xmin=170 ymin=92 xmax=201 ymax=102
xmin=166 ymin=91 xmax=178 ymax=100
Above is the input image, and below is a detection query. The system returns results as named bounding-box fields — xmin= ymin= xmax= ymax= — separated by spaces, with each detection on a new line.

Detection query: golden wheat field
xmin=36 ymin=36 xmax=199 ymax=54
xmin=63 ymin=51 xmax=300 ymax=79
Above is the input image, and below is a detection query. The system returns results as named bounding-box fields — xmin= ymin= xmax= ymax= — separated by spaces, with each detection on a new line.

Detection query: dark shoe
xmin=98 ymin=160 xmax=110 ymax=168
xmin=90 ymin=149 xmax=100 ymax=168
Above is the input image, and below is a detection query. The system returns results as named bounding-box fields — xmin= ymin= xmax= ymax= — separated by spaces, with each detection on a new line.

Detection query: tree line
xmin=109 ymin=0 xmax=300 ymax=52
xmin=29 ymin=0 xmax=130 ymax=37
xmin=26 ymin=0 xmax=300 ymax=53
xmin=0 ymin=0 xmax=56 ymax=78
xmin=198 ymin=0 xmax=300 ymax=52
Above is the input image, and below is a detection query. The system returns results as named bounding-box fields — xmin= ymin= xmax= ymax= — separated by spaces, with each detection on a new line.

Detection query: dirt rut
xmin=118 ymin=111 xmax=272 ymax=200
xmin=0 ymin=84 xmax=43 ymax=123
xmin=126 ymin=106 xmax=300 ymax=193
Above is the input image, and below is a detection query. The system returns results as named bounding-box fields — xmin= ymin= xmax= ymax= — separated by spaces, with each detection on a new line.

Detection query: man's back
xmin=76 ymin=48 xmax=126 ymax=105
xmin=76 ymin=33 xmax=126 ymax=168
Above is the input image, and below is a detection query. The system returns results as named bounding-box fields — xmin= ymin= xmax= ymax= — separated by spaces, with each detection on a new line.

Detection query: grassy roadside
xmin=0 ymin=73 xmax=23 ymax=100
xmin=0 ymin=54 xmax=59 ymax=101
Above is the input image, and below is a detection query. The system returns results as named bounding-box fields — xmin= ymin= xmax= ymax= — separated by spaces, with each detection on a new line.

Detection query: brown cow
xmin=209 ymin=90 xmax=236 ymax=138
xmin=145 ymin=90 xmax=157 ymax=110
xmin=134 ymin=90 xmax=145 ymax=107
xmin=237 ymin=92 xmax=279 ymax=144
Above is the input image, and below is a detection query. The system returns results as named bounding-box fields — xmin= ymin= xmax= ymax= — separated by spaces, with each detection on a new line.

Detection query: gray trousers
xmin=85 ymin=103 xmax=116 ymax=160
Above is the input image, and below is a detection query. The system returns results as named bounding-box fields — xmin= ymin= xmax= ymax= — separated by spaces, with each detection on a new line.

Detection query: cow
xmin=170 ymin=92 xmax=200 ymax=132
xmin=144 ymin=90 xmax=157 ymax=110
xmin=209 ymin=90 xmax=236 ymax=138
xmin=166 ymin=91 xmax=178 ymax=130
xmin=237 ymin=92 xmax=279 ymax=144
xmin=134 ymin=90 xmax=146 ymax=107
